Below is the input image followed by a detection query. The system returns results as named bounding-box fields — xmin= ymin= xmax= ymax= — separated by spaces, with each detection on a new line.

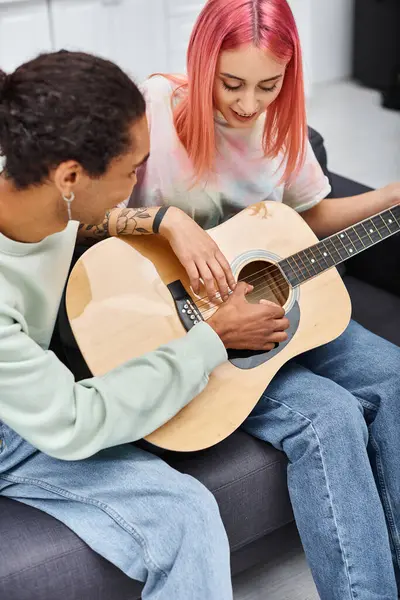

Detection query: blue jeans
xmin=1 ymin=320 xmax=399 ymax=599
xmin=0 ymin=432 xmax=232 ymax=599
xmin=243 ymin=320 xmax=400 ymax=599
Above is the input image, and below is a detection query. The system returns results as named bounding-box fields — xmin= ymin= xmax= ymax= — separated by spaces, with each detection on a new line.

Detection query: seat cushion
xmin=0 ymin=430 xmax=291 ymax=600
xmin=0 ymin=497 xmax=143 ymax=600
xmin=165 ymin=430 xmax=292 ymax=553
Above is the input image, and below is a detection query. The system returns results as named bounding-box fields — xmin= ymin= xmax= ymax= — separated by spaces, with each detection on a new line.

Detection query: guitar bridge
xmin=167 ymin=280 xmax=204 ymax=332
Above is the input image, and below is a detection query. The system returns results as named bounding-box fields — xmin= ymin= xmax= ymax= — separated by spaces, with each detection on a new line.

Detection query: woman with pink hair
xmin=78 ymin=1 xmax=400 ymax=597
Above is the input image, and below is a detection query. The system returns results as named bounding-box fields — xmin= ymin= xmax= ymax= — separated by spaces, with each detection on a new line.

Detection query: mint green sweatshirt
xmin=0 ymin=222 xmax=227 ymax=460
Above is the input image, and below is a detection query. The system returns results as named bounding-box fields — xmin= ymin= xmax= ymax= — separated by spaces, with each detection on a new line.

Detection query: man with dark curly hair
xmin=0 ymin=51 xmax=284 ymax=599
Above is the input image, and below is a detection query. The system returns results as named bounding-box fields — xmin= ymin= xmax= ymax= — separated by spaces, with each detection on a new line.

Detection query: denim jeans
xmin=1 ymin=320 xmax=399 ymax=600
xmin=0 ymin=433 xmax=232 ymax=600
xmin=243 ymin=320 xmax=400 ymax=599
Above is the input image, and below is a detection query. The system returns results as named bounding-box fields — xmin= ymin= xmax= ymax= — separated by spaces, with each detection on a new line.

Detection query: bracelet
xmin=152 ymin=206 xmax=170 ymax=234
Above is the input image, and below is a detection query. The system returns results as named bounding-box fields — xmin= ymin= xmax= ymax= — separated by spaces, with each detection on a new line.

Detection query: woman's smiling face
xmin=214 ymin=43 xmax=286 ymax=128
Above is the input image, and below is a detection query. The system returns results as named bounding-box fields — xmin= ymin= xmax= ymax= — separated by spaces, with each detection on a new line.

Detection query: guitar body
xmin=67 ymin=201 xmax=352 ymax=451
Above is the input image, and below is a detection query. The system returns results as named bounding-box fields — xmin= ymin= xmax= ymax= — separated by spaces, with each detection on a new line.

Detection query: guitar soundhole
xmin=237 ymin=260 xmax=289 ymax=307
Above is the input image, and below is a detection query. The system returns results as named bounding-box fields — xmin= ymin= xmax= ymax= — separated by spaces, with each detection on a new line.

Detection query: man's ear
xmin=53 ymin=160 xmax=84 ymax=197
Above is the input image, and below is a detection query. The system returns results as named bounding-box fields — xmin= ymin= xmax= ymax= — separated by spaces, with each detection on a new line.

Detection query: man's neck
xmin=0 ymin=178 xmax=66 ymax=243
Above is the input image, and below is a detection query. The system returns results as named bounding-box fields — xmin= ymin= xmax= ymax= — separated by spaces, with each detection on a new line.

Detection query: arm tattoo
xmin=77 ymin=207 xmax=156 ymax=245
xmin=78 ymin=211 xmax=110 ymax=240
xmin=116 ymin=208 xmax=152 ymax=235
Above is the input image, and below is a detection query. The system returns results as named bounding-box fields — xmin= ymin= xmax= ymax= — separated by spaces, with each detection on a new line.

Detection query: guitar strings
xmin=194 ymin=257 xmax=320 ymax=309
xmin=199 ymin=287 xmax=287 ymax=318
xmin=194 ymin=276 xmax=291 ymax=314
xmin=192 ymin=225 xmax=396 ymax=310
xmin=194 ymin=260 xmax=319 ymax=313
xmin=194 ymin=267 xmax=292 ymax=310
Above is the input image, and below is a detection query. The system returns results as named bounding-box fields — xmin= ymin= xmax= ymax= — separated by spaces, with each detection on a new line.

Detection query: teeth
xmin=234 ymin=110 xmax=256 ymax=118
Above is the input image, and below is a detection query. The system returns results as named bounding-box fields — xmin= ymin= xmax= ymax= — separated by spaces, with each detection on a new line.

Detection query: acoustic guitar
xmin=66 ymin=201 xmax=400 ymax=452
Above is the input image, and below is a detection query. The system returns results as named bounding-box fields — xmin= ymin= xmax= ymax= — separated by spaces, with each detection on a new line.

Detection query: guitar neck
xmin=280 ymin=204 xmax=400 ymax=287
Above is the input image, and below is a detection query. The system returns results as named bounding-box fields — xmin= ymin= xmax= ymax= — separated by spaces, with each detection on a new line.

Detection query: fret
xmin=378 ymin=214 xmax=391 ymax=235
xmin=289 ymin=257 xmax=302 ymax=286
xmin=387 ymin=208 xmax=400 ymax=233
xmin=331 ymin=234 xmax=350 ymax=260
xmin=371 ymin=215 xmax=386 ymax=238
xmin=291 ymin=252 xmax=310 ymax=281
xmin=342 ymin=231 xmax=357 ymax=256
xmin=353 ymin=223 xmax=368 ymax=249
xmin=322 ymin=238 xmax=343 ymax=264
xmin=359 ymin=222 xmax=374 ymax=244
xmin=279 ymin=205 xmax=400 ymax=288
xmin=390 ymin=206 xmax=400 ymax=228
xmin=318 ymin=241 xmax=337 ymax=267
xmin=312 ymin=243 xmax=335 ymax=269
xmin=301 ymin=247 xmax=320 ymax=275
xmin=363 ymin=218 xmax=383 ymax=244
xmin=352 ymin=222 xmax=371 ymax=246
xmin=281 ymin=257 xmax=301 ymax=286
xmin=298 ymin=251 xmax=315 ymax=278
xmin=372 ymin=223 xmax=388 ymax=238
xmin=345 ymin=227 xmax=365 ymax=252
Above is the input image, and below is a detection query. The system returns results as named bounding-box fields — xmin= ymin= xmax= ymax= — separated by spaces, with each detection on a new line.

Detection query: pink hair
xmin=162 ymin=0 xmax=306 ymax=184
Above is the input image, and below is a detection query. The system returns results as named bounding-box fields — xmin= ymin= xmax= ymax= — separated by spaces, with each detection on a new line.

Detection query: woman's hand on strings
xmin=159 ymin=207 xmax=236 ymax=302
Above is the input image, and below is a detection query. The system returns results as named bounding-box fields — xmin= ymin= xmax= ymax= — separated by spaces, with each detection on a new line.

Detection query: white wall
xmin=287 ymin=0 xmax=313 ymax=96
xmin=288 ymin=0 xmax=355 ymax=93
xmin=166 ymin=0 xmax=206 ymax=74
xmin=48 ymin=0 xmax=169 ymax=83
xmin=0 ymin=0 xmax=355 ymax=90
xmin=311 ymin=0 xmax=355 ymax=85
xmin=0 ymin=0 xmax=51 ymax=73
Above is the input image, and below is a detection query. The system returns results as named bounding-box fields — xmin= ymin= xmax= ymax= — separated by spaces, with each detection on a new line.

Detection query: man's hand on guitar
xmin=159 ymin=207 xmax=236 ymax=302
xmin=207 ymin=282 xmax=290 ymax=351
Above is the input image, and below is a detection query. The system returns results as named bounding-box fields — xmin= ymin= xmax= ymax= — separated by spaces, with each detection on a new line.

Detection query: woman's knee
xmin=280 ymin=394 xmax=368 ymax=463
xmin=312 ymin=394 xmax=368 ymax=446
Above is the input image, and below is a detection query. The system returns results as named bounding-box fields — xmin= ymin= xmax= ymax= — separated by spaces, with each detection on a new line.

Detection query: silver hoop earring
xmin=63 ymin=192 xmax=75 ymax=221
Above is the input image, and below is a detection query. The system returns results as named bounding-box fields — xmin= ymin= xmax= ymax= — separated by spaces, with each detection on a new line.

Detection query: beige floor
xmin=233 ymin=543 xmax=318 ymax=600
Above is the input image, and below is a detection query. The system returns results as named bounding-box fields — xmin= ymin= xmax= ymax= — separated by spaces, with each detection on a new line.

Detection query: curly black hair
xmin=0 ymin=50 xmax=146 ymax=189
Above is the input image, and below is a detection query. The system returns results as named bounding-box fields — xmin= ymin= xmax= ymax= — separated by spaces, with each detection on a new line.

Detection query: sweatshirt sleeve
xmin=0 ymin=303 xmax=227 ymax=460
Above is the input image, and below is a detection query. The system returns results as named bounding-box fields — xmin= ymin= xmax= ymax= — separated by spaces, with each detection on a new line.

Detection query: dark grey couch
xmin=1 ymin=129 xmax=399 ymax=600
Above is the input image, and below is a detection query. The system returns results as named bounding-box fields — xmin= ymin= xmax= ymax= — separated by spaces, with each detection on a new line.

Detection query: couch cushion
xmin=0 ymin=430 xmax=291 ymax=600
xmin=165 ymin=429 xmax=292 ymax=553
xmin=0 ymin=497 xmax=142 ymax=600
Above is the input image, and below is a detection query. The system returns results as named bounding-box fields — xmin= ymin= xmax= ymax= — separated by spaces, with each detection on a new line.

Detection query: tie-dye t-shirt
xmin=130 ymin=76 xmax=331 ymax=230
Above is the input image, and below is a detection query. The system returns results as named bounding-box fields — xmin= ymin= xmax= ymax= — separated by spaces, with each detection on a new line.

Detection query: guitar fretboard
xmin=280 ymin=204 xmax=400 ymax=287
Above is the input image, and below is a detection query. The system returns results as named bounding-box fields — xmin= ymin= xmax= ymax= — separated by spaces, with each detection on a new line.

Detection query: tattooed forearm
xmin=115 ymin=208 xmax=152 ymax=235
xmin=77 ymin=206 xmax=162 ymax=245
xmin=77 ymin=211 xmax=110 ymax=245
